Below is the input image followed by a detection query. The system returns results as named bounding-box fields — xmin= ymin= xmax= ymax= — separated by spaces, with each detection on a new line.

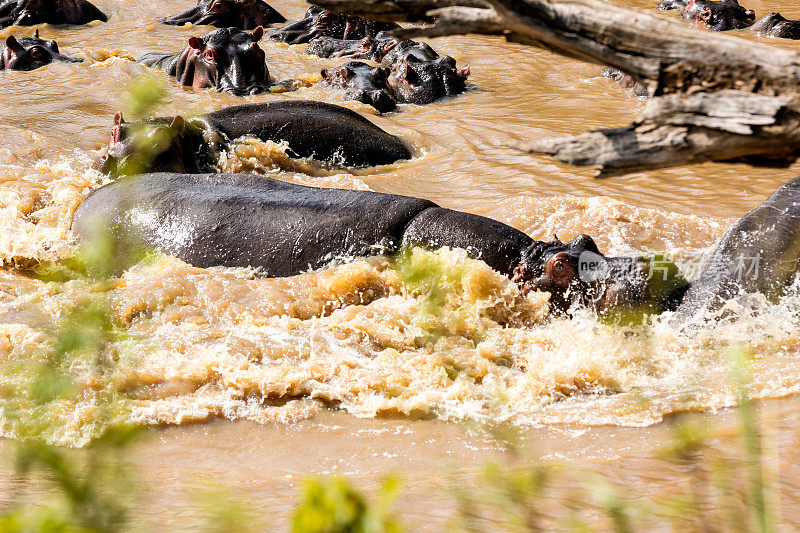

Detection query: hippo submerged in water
xmin=101 ymin=100 xmax=411 ymax=175
xmin=657 ymin=0 xmax=755 ymax=30
xmin=72 ymin=173 xmax=800 ymax=322
xmin=750 ymin=12 xmax=800 ymax=39
xmin=0 ymin=0 xmax=107 ymax=28
xmin=317 ymin=37 xmax=470 ymax=112
xmin=163 ymin=0 xmax=285 ymax=30
xmin=1 ymin=31 xmax=81 ymax=70
xmin=267 ymin=6 xmax=399 ymax=45
xmin=139 ymin=27 xmax=270 ymax=96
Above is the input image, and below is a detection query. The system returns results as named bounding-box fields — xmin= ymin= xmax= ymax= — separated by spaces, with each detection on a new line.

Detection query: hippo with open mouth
xmin=73 ymin=173 xmax=800 ymax=322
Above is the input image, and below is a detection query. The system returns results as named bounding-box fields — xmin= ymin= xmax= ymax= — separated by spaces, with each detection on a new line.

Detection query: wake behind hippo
xmin=73 ymin=174 xmax=800 ymax=324
xmin=101 ymin=100 xmax=411 ymax=175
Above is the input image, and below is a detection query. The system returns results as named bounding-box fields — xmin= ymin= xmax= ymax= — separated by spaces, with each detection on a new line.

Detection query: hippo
xmin=163 ymin=0 xmax=285 ymax=30
xmin=0 ymin=0 xmax=107 ymax=28
xmin=306 ymin=31 xmax=400 ymax=61
xmin=72 ymin=173 xmax=800 ymax=323
xmin=100 ymin=100 xmax=411 ymax=176
xmin=750 ymin=12 xmax=800 ymax=39
xmin=0 ymin=31 xmax=81 ymax=70
xmin=602 ymin=68 xmax=649 ymax=97
xmin=656 ymin=0 xmax=688 ymax=9
xmin=267 ymin=6 xmax=399 ymax=45
xmin=658 ymin=0 xmax=755 ymax=30
xmin=318 ymin=39 xmax=470 ymax=111
xmin=320 ymin=62 xmax=396 ymax=113
xmin=139 ymin=27 xmax=269 ymax=96
xmin=382 ymin=41 xmax=469 ymax=106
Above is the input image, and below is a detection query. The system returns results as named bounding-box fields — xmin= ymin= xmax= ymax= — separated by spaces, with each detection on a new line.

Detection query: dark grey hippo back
xmin=402 ymin=207 xmax=534 ymax=276
xmin=203 ymin=100 xmax=411 ymax=167
xmin=674 ymin=175 xmax=800 ymax=322
xmin=73 ymin=173 xmax=435 ymax=276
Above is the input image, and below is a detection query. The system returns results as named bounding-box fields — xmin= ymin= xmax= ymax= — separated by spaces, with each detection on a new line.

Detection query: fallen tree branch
xmin=311 ymin=0 xmax=800 ymax=175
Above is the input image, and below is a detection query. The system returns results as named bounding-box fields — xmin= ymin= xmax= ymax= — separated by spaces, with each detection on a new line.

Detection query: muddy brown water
xmin=3 ymin=0 xmax=800 ymax=528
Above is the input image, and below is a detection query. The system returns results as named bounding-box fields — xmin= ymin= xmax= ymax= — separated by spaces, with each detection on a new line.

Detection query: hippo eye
xmin=203 ymin=49 xmax=217 ymax=63
xmin=30 ymin=47 xmax=45 ymax=60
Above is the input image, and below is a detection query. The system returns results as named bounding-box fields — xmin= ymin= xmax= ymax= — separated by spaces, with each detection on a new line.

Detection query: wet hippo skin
xmin=0 ymin=0 xmax=107 ymax=28
xmin=163 ymin=0 xmax=285 ymax=29
xmin=0 ymin=31 xmax=81 ymax=70
xmin=101 ymin=100 xmax=412 ymax=174
xmin=139 ymin=27 xmax=269 ymax=96
xmin=750 ymin=12 xmax=800 ymax=39
xmin=72 ymin=173 xmax=660 ymax=315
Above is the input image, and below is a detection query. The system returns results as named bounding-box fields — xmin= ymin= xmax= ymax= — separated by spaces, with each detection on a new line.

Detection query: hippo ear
xmin=113 ymin=111 xmax=124 ymax=126
xmin=170 ymin=115 xmax=185 ymax=134
xmin=252 ymin=26 xmax=264 ymax=42
xmin=568 ymin=234 xmax=600 ymax=255
xmin=320 ymin=68 xmax=329 ymax=78
xmin=188 ymin=37 xmax=204 ymax=50
xmin=5 ymin=35 xmax=23 ymax=54
xmin=34 ymin=29 xmax=39 ymax=39
xmin=458 ymin=65 xmax=470 ymax=81
xmin=698 ymin=9 xmax=712 ymax=21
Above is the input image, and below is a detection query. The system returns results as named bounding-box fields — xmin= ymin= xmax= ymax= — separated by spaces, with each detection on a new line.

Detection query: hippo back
xmin=72 ymin=173 xmax=435 ymax=276
xmin=402 ymin=207 xmax=534 ymax=276
xmin=674 ymin=175 xmax=800 ymax=322
xmin=203 ymin=100 xmax=411 ymax=167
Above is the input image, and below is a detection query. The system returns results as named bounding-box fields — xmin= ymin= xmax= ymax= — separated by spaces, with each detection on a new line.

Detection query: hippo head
xmin=267 ymin=6 xmax=332 ymax=44
xmin=0 ymin=31 xmax=82 ymax=70
xmin=338 ymin=32 xmax=400 ymax=61
xmin=321 ymin=61 xmax=396 ymax=113
xmin=101 ymin=112 xmax=214 ymax=176
xmin=384 ymin=44 xmax=470 ymax=105
xmin=267 ymin=6 xmax=398 ymax=44
xmin=511 ymin=235 xmax=670 ymax=316
xmin=750 ymin=12 xmax=786 ymax=33
xmin=193 ymin=0 xmax=285 ymax=29
xmin=175 ymin=26 xmax=269 ymax=95
xmin=307 ymin=32 xmax=400 ymax=61
xmin=681 ymin=0 xmax=755 ymax=30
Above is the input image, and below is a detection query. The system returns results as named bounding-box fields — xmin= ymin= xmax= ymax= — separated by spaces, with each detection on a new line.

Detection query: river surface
xmin=2 ymin=0 xmax=800 ymax=528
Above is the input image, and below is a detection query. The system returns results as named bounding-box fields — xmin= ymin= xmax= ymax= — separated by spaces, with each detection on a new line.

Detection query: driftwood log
xmin=311 ymin=0 xmax=800 ymax=177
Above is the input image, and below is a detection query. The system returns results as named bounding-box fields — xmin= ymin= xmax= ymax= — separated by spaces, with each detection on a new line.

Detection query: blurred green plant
xmin=121 ymin=75 xmax=167 ymax=122
xmin=291 ymin=476 xmax=402 ymax=533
